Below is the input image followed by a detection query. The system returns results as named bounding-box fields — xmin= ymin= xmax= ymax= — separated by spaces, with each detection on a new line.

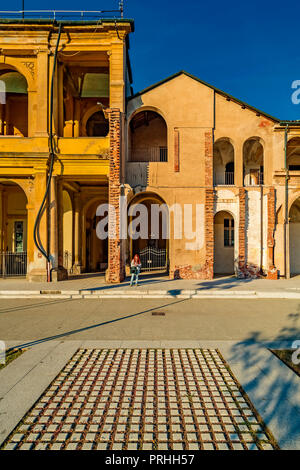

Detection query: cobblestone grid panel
xmin=2 ymin=349 xmax=279 ymax=450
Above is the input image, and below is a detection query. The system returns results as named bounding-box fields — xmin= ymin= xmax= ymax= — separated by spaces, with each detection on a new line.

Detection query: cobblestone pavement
xmin=2 ymin=349 xmax=278 ymax=451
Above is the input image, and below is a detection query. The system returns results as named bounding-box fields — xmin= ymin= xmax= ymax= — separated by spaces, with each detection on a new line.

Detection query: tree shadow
xmin=226 ymin=304 xmax=300 ymax=449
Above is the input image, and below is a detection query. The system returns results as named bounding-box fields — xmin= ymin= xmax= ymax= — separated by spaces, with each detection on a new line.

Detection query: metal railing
xmin=130 ymin=147 xmax=168 ymax=163
xmin=139 ymin=247 xmax=167 ymax=272
xmin=0 ymin=4 xmax=124 ymax=20
xmin=0 ymin=251 xmax=27 ymax=277
xmin=214 ymin=172 xmax=235 ymax=186
xmin=245 ymin=171 xmax=264 ymax=186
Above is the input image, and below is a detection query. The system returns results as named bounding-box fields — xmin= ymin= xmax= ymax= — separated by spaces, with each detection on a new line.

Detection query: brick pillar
xmin=107 ymin=108 xmax=125 ymax=284
xmin=205 ymin=131 xmax=213 ymax=187
xmin=267 ymin=187 xmax=278 ymax=279
xmin=238 ymin=188 xmax=246 ymax=275
xmin=204 ymin=131 xmax=214 ymax=279
xmin=205 ymin=189 xmax=214 ymax=279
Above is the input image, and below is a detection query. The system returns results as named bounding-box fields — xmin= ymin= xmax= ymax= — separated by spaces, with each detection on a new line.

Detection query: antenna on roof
xmin=119 ymin=1 xmax=124 ymax=18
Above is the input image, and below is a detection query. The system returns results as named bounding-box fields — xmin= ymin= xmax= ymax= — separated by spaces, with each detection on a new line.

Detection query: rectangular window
xmin=224 ymin=218 xmax=234 ymax=247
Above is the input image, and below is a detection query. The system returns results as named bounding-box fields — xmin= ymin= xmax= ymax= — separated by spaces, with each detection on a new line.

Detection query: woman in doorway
xmin=130 ymin=254 xmax=142 ymax=287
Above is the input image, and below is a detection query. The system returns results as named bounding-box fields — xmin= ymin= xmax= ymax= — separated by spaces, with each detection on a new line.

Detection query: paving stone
xmin=1 ymin=348 xmax=277 ymax=452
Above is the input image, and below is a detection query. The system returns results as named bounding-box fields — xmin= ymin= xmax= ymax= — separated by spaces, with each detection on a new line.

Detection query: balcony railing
xmin=130 ymin=147 xmax=168 ymax=163
xmin=0 ymin=251 xmax=27 ymax=277
xmin=214 ymin=172 xmax=235 ymax=186
xmin=244 ymin=171 xmax=264 ymax=186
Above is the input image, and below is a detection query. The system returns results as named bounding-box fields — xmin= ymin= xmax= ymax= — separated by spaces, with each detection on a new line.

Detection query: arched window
xmin=0 ymin=70 xmax=28 ymax=137
xmin=129 ymin=111 xmax=168 ymax=162
xmin=86 ymin=111 xmax=109 ymax=137
xmin=287 ymin=137 xmax=300 ymax=171
xmin=243 ymin=138 xmax=264 ymax=186
xmin=213 ymin=139 xmax=235 ymax=185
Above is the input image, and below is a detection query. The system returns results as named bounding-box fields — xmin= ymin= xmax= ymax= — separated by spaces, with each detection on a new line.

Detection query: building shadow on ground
xmin=226 ymin=305 xmax=300 ymax=448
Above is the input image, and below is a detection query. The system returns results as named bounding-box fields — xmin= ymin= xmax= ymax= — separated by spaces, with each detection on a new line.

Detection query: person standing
xmin=130 ymin=254 xmax=142 ymax=287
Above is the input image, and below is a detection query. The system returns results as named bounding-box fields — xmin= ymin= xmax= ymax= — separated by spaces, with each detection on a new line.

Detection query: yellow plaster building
xmin=0 ymin=18 xmax=133 ymax=281
xmin=0 ymin=17 xmax=299 ymax=282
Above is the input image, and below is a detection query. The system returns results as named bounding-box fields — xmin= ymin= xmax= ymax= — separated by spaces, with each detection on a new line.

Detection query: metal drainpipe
xmin=33 ymin=23 xmax=62 ymax=282
xmin=284 ymin=124 xmax=289 ymax=278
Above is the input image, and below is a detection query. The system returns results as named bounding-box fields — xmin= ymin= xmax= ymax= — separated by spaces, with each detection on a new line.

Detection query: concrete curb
xmin=0 ymin=289 xmax=300 ymax=300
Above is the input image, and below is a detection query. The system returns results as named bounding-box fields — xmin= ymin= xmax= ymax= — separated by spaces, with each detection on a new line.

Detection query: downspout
xmin=284 ymin=124 xmax=289 ymax=278
xmin=33 ymin=23 xmax=62 ymax=282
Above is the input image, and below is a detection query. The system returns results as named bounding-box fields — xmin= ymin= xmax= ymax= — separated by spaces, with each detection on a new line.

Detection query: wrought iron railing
xmin=139 ymin=247 xmax=167 ymax=272
xmin=214 ymin=172 xmax=235 ymax=186
xmin=130 ymin=147 xmax=168 ymax=163
xmin=0 ymin=251 xmax=27 ymax=277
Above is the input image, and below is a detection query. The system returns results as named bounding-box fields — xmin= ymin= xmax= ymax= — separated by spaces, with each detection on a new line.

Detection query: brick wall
xmin=171 ymin=132 xmax=214 ymax=280
xmin=238 ymin=188 xmax=246 ymax=276
xmin=107 ymin=108 xmax=125 ymax=283
xmin=267 ymin=187 xmax=278 ymax=279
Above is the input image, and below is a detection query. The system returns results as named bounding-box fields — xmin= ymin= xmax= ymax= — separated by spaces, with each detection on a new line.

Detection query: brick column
xmin=205 ymin=131 xmax=213 ymax=187
xmin=238 ymin=188 xmax=246 ymax=275
xmin=107 ymin=108 xmax=125 ymax=284
xmin=266 ymin=187 xmax=278 ymax=279
xmin=204 ymin=131 xmax=214 ymax=279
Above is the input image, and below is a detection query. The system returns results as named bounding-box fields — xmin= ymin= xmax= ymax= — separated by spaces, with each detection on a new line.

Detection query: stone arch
xmin=82 ymin=196 xmax=109 ymax=273
xmin=127 ymin=191 xmax=169 ymax=272
xmin=0 ymin=66 xmax=29 ymax=137
xmin=243 ymin=136 xmax=264 ymax=186
xmin=214 ymin=210 xmax=235 ymax=275
xmin=289 ymin=196 xmax=300 ymax=275
xmin=128 ymin=109 xmax=168 ymax=163
xmin=213 ymin=138 xmax=235 ymax=185
xmin=287 ymin=137 xmax=300 ymax=169
xmin=0 ymin=180 xmax=28 ymax=276
xmin=62 ymin=190 xmax=73 ymax=272
xmin=81 ymin=105 xmax=109 ymax=137
xmin=0 ymin=62 xmax=34 ymax=92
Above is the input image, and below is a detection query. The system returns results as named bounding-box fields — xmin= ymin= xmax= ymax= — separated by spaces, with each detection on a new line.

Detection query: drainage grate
xmin=151 ymin=311 xmax=166 ymax=316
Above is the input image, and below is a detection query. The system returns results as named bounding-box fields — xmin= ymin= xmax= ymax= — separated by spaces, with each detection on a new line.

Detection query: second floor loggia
xmin=213 ymin=137 xmax=264 ymax=187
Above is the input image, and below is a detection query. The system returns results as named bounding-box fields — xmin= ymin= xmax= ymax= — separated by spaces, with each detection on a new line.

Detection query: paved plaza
xmin=1 ymin=348 xmax=277 ymax=451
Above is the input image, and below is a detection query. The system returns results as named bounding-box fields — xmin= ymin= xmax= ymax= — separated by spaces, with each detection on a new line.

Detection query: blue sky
xmin=5 ymin=0 xmax=300 ymax=119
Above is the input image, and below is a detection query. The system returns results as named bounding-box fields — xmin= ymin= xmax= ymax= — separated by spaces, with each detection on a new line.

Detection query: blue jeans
xmin=130 ymin=268 xmax=140 ymax=286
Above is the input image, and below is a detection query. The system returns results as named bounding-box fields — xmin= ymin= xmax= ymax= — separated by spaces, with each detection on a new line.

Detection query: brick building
xmin=0 ymin=17 xmax=299 ymax=282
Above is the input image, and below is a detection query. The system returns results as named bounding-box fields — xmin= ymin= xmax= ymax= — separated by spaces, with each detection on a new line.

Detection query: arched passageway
xmin=289 ymin=197 xmax=300 ymax=275
xmin=243 ymin=138 xmax=264 ymax=186
xmin=287 ymin=137 xmax=300 ymax=170
xmin=128 ymin=193 xmax=169 ymax=272
xmin=84 ymin=200 xmax=108 ymax=273
xmin=214 ymin=211 xmax=235 ymax=275
xmin=213 ymin=139 xmax=235 ymax=186
xmin=129 ymin=110 xmax=168 ymax=162
xmin=0 ymin=181 xmax=28 ymax=276
xmin=0 ymin=69 xmax=28 ymax=136
xmin=63 ymin=190 xmax=73 ymax=273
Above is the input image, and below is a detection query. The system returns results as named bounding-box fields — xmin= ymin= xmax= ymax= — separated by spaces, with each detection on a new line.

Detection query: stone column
xmin=35 ymin=49 xmax=49 ymax=137
xmin=73 ymin=193 xmax=82 ymax=274
xmin=109 ymin=44 xmax=125 ymax=112
xmin=49 ymin=176 xmax=67 ymax=281
xmin=235 ymin=140 xmax=244 ymax=187
xmin=0 ymin=187 xmax=3 ymax=252
xmin=27 ymin=172 xmax=48 ymax=281
xmin=106 ymin=108 xmax=125 ymax=283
